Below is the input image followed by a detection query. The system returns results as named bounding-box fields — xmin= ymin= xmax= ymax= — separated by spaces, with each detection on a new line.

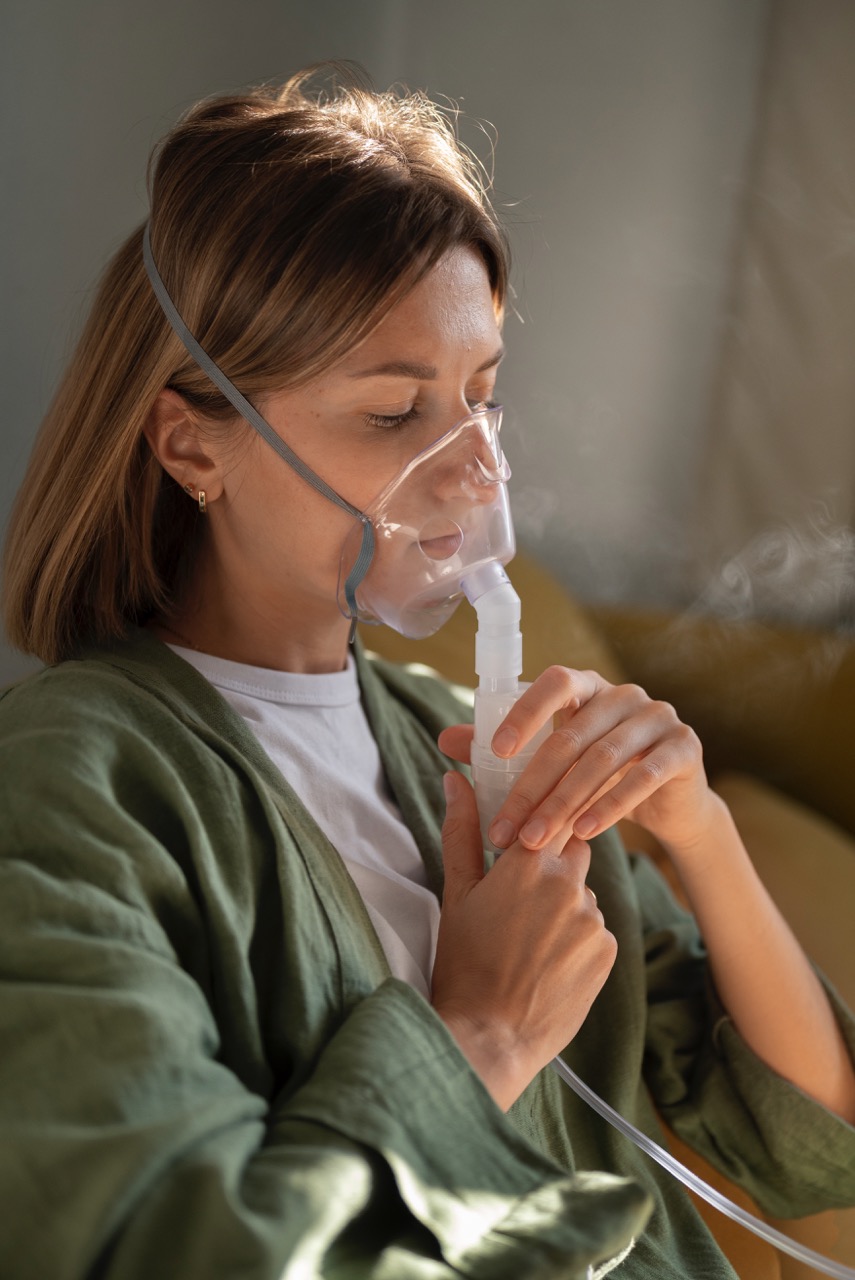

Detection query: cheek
xmin=223 ymin=421 xmax=413 ymax=577
xmin=220 ymin=448 xmax=313 ymax=560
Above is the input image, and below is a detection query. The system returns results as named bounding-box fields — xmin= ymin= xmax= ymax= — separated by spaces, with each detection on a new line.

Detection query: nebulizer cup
xmin=460 ymin=559 xmax=552 ymax=856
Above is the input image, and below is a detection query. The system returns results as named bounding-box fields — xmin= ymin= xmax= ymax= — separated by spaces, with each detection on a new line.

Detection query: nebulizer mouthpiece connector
xmin=462 ymin=562 xmax=551 ymax=855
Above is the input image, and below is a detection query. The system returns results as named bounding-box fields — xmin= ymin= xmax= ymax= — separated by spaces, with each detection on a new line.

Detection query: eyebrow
xmin=348 ymin=345 xmax=505 ymax=381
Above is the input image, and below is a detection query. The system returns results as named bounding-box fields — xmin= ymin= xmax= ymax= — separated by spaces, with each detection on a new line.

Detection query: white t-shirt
xmin=169 ymin=646 xmax=440 ymax=999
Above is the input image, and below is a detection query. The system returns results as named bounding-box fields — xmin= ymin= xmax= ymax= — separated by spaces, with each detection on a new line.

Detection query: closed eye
xmin=363 ymin=407 xmax=421 ymax=430
xmin=364 ymin=397 xmax=499 ymax=432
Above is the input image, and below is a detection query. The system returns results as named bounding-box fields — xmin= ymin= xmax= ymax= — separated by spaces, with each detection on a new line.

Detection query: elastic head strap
xmin=141 ymin=223 xmax=375 ymax=633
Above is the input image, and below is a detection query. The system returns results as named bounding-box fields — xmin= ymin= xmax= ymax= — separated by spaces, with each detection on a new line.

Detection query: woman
xmin=1 ymin=67 xmax=853 ymax=1280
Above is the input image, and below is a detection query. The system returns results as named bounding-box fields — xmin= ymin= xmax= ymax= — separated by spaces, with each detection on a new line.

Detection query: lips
xmin=419 ymin=531 xmax=464 ymax=560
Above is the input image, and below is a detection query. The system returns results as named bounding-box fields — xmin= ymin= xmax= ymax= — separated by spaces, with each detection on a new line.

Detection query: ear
xmin=143 ymin=389 xmax=225 ymax=504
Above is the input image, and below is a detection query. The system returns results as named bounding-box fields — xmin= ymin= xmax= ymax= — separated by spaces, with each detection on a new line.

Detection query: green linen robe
xmin=0 ymin=630 xmax=853 ymax=1279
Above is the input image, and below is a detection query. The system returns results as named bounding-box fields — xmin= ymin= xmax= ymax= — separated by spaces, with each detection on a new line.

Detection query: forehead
xmin=336 ymin=246 xmax=501 ymax=374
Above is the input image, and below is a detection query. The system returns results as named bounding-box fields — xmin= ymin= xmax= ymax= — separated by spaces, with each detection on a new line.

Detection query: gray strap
xmin=141 ymin=223 xmax=374 ymax=628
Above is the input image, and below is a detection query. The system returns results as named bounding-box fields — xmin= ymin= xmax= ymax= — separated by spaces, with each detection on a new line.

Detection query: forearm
xmin=664 ymin=792 xmax=855 ymax=1124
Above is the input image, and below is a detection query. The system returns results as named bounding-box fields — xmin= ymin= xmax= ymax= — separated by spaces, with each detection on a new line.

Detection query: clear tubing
xmin=552 ymin=1054 xmax=855 ymax=1280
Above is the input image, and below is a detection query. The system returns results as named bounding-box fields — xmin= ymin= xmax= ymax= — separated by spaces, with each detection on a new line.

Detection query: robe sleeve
xmin=634 ymin=851 xmax=855 ymax=1218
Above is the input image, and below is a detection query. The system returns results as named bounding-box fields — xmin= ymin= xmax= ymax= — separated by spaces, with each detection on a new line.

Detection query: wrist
xmin=662 ymin=792 xmax=757 ymax=912
xmin=433 ymin=1004 xmax=537 ymax=1112
xmin=656 ymin=787 xmax=731 ymax=868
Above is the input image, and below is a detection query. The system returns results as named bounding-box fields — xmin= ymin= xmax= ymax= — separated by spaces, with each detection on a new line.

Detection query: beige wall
xmin=0 ymin=0 xmax=769 ymax=683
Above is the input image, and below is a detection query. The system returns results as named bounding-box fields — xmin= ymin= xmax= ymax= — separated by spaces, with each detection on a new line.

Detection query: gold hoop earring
xmin=198 ymin=490 xmax=207 ymax=514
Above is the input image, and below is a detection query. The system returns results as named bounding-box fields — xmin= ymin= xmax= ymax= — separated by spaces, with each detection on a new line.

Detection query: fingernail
xmin=492 ymin=727 xmax=518 ymax=756
xmin=443 ymin=772 xmax=457 ymax=802
xmin=489 ymin=817 xmax=515 ymax=848
xmin=574 ymin=814 xmax=597 ymax=837
xmin=520 ymin=817 xmax=547 ymax=847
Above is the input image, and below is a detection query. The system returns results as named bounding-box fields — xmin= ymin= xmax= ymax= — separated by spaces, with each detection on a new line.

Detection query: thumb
xmin=441 ymin=771 xmax=485 ymax=902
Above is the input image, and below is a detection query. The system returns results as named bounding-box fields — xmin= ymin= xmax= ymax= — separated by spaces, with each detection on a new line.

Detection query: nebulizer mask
xmin=143 ymin=227 xmax=853 ymax=1280
xmin=335 ymin=403 xmax=515 ymax=639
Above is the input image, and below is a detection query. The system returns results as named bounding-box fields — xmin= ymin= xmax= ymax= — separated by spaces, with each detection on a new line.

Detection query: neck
xmin=152 ymin=564 xmax=352 ymax=675
xmin=150 ymin=608 xmax=352 ymax=674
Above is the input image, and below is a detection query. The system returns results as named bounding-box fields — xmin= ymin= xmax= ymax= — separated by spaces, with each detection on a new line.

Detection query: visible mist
xmin=693 ymin=506 xmax=855 ymax=631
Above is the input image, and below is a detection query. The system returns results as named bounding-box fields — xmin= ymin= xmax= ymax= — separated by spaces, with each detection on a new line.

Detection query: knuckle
xmin=551 ymin=723 xmax=585 ymax=756
xmin=585 ymin=797 xmax=613 ymax=829
xmin=505 ymin=781 xmax=542 ymax=817
xmin=592 ymin=737 xmax=622 ymax=768
xmin=578 ymin=912 xmax=617 ymax=975
xmin=600 ymin=929 xmax=619 ymax=966
xmin=676 ymin=722 xmax=701 ymax=753
xmin=543 ymin=664 xmax=601 ymax=704
xmin=623 ymin=682 xmax=648 ymax=704
xmin=585 ymin=893 xmax=603 ymax=922
xmin=542 ymin=664 xmax=574 ymax=696
xmin=638 ymin=756 xmax=666 ymax=785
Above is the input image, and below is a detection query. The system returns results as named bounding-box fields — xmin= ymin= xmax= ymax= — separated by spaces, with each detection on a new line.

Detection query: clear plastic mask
xmin=337 ymin=405 xmax=515 ymax=638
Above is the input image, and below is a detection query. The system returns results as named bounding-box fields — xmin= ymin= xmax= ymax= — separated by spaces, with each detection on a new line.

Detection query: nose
xmin=430 ymin=413 xmax=510 ymax=507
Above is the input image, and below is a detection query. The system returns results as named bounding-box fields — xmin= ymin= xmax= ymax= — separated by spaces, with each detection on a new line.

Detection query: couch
xmin=361 ymin=548 xmax=855 ymax=1280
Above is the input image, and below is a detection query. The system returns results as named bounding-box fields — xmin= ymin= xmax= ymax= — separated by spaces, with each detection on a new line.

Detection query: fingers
xmin=489 ymin=666 xmax=604 ymax=756
xmin=558 ymin=832 xmax=593 ymax=878
xmin=489 ymin=683 xmax=655 ymax=844
xmin=571 ymin=726 xmax=700 ymax=840
xmin=440 ymin=670 xmax=603 ymax=767
xmin=438 ymin=724 xmax=474 ymax=765
xmin=515 ymin=699 xmax=677 ymax=845
xmin=441 ymin=771 xmax=485 ymax=901
xmin=489 ymin=681 xmax=697 ymax=850
xmin=444 ymin=665 xmax=701 ymax=858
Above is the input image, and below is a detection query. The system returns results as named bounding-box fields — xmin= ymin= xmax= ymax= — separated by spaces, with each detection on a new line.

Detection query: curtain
xmin=694 ymin=0 xmax=855 ymax=628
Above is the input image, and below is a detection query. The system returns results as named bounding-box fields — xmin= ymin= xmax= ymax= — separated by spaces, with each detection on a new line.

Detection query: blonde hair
xmin=3 ymin=65 xmax=508 ymax=664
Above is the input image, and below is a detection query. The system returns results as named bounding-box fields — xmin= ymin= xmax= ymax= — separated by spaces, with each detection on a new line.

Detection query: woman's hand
xmin=440 ymin=667 xmax=855 ymax=1121
xmin=431 ymin=771 xmax=617 ymax=1111
xmin=439 ymin=666 xmax=717 ymax=860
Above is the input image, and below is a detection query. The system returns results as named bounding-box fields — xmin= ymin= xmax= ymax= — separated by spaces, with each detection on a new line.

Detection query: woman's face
xmin=199 ymin=245 xmax=505 ymax=657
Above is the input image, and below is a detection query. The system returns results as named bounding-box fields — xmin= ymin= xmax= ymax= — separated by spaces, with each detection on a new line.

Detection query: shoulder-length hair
xmin=4 ymin=65 xmax=508 ymax=663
